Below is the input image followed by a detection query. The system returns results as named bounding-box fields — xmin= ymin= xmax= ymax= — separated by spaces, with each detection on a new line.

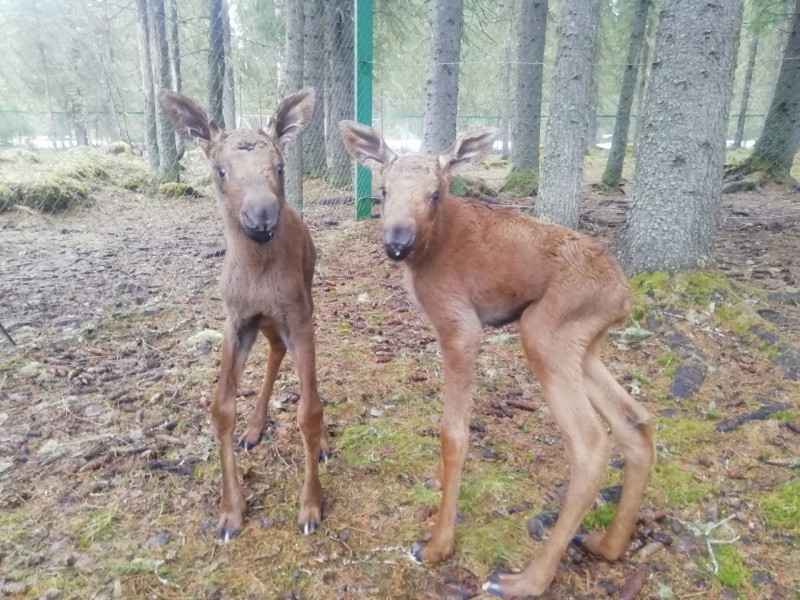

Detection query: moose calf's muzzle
xmin=382 ymin=223 xmax=416 ymax=261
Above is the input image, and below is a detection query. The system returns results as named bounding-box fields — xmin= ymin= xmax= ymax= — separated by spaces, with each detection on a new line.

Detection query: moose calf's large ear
xmin=440 ymin=128 xmax=499 ymax=174
xmin=338 ymin=120 xmax=396 ymax=171
xmin=269 ymin=88 xmax=316 ymax=147
xmin=157 ymin=89 xmax=220 ymax=147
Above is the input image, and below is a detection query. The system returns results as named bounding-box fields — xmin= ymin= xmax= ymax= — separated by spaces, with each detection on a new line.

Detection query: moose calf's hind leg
xmin=486 ymin=320 xmax=610 ymax=596
xmin=573 ymin=355 xmax=655 ymax=561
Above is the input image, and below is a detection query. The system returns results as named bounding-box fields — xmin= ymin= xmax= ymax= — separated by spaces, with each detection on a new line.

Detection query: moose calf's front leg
xmin=415 ymin=320 xmax=481 ymax=563
xmin=212 ymin=323 xmax=257 ymax=541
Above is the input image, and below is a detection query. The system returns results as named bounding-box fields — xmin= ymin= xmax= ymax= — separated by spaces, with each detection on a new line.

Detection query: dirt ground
xmin=0 ymin=153 xmax=798 ymax=600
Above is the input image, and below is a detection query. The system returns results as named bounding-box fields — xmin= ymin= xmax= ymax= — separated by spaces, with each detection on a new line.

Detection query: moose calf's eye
xmin=276 ymin=164 xmax=285 ymax=176
xmin=431 ymin=190 xmax=440 ymax=202
xmin=215 ymin=166 xmax=226 ymax=179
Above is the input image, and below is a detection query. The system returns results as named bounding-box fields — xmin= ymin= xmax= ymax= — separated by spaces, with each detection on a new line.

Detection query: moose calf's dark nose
xmin=382 ymin=224 xmax=415 ymax=261
xmin=241 ymin=205 xmax=279 ymax=244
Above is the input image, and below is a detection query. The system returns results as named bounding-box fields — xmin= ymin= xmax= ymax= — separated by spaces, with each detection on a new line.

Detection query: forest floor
xmin=0 ymin=147 xmax=798 ymax=600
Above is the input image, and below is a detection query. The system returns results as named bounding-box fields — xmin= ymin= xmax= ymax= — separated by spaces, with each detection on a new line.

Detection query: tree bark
xmin=733 ymin=33 xmax=758 ymax=149
xmin=222 ymin=0 xmax=236 ymax=130
xmin=500 ymin=16 xmax=512 ymax=161
xmin=168 ymin=0 xmax=183 ymax=155
xmin=136 ymin=0 xmax=159 ymax=171
xmin=281 ymin=0 xmax=304 ymax=212
xmin=618 ymin=0 xmax=744 ymax=275
xmin=304 ymin=0 xmax=326 ymax=176
xmin=602 ymin=0 xmax=651 ymax=186
xmin=512 ymin=0 xmax=548 ymax=173
xmin=208 ymin=0 xmax=226 ymax=128
xmin=535 ymin=0 xmax=601 ymax=228
xmin=326 ymin=0 xmax=354 ymax=186
xmin=421 ymin=0 xmax=464 ymax=154
xmin=152 ymin=0 xmax=179 ymax=181
xmin=744 ymin=2 xmax=800 ymax=176
xmin=633 ymin=6 xmax=657 ymax=155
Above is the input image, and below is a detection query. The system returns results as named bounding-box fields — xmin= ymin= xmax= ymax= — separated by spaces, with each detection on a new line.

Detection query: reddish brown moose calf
xmin=159 ymin=88 xmax=329 ymax=541
xmin=338 ymin=121 xmax=655 ymax=597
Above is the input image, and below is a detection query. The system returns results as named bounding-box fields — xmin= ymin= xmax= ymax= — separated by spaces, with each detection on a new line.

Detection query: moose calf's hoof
xmin=319 ymin=449 xmax=331 ymax=464
xmin=482 ymin=572 xmax=504 ymax=597
xmin=410 ymin=541 xmax=425 ymax=563
xmin=217 ymin=527 xmax=242 ymax=543
xmin=236 ymin=437 xmax=259 ymax=451
xmin=298 ymin=521 xmax=319 ymax=535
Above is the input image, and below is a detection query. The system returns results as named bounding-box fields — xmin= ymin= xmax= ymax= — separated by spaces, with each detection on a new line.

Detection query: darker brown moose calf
xmin=159 ymin=88 xmax=328 ymax=541
xmin=339 ymin=121 xmax=655 ymax=598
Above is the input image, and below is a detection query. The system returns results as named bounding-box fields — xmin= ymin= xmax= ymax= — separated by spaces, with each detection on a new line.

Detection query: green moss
xmin=54 ymin=159 xmax=107 ymax=181
xmin=759 ymin=478 xmax=800 ymax=535
xmin=74 ymin=509 xmax=119 ymax=549
xmin=630 ymin=271 xmax=671 ymax=306
xmin=122 ymin=178 xmax=145 ymax=191
xmin=0 ymin=148 xmax=41 ymax=163
xmin=659 ymin=352 xmax=679 ymax=367
xmin=337 ymin=320 xmax=352 ymax=335
xmin=337 ymin=420 xmax=437 ymax=473
xmin=449 ymin=176 xmax=468 ymax=197
xmin=725 ymin=147 xmax=752 ymax=166
xmin=459 ymin=464 xmax=524 ymax=516
xmin=583 ymin=501 xmax=617 ymax=529
xmin=716 ymin=303 xmax=763 ymax=335
xmin=650 ymin=461 xmax=716 ymax=505
xmin=657 ymin=417 xmax=716 ymax=453
xmin=459 ymin=517 xmax=529 ymax=566
xmin=714 ymin=545 xmax=750 ymax=588
xmin=159 ymin=182 xmax=201 ymax=198
xmin=502 ymin=170 xmax=538 ymax=196
xmin=107 ymin=141 xmax=132 ymax=155
xmin=769 ymin=410 xmax=794 ymax=422
xmin=17 ymin=176 xmax=88 ymax=212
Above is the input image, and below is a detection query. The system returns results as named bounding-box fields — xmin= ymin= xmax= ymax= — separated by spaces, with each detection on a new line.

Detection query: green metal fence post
xmin=354 ymin=0 xmax=373 ymax=220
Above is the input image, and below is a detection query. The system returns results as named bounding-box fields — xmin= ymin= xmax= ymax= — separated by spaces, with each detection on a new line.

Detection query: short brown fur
xmin=159 ymin=88 xmax=328 ymax=541
xmin=339 ymin=120 xmax=655 ymax=597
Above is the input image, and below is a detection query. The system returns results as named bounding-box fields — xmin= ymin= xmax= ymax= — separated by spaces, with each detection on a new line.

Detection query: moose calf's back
xmin=409 ymin=195 xmax=632 ymax=329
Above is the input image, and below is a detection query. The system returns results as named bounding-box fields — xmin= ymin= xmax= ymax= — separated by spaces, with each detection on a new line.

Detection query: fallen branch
xmin=506 ymin=399 xmax=538 ymax=413
xmin=0 ymin=322 xmax=16 ymax=346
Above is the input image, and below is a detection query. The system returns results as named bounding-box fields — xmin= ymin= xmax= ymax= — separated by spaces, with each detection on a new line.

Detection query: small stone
xmin=670 ymin=364 xmax=706 ymax=399
xmin=143 ymin=530 xmax=172 ymax=548
xmin=752 ymin=571 xmax=772 ymax=585
xmin=84 ymin=405 xmax=102 ymax=418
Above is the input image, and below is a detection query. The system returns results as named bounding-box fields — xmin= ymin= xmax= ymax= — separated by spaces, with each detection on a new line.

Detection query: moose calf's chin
xmin=242 ymin=226 xmax=275 ymax=245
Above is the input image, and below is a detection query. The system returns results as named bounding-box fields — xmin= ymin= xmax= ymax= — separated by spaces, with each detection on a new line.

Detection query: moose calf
xmin=339 ymin=121 xmax=655 ymax=597
xmin=159 ymin=88 xmax=328 ymax=541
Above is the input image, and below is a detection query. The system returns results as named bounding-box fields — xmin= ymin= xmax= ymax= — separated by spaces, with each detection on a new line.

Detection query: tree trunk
xmin=534 ymin=0 xmax=601 ymax=228
xmin=208 ymin=0 xmax=226 ymax=128
xmin=100 ymin=10 xmax=123 ymax=142
xmin=151 ymin=0 xmax=179 ymax=181
xmin=421 ymin=0 xmax=464 ymax=154
xmin=222 ymin=0 xmax=236 ymax=130
xmin=168 ymin=0 xmax=183 ymax=155
xmin=602 ymin=0 xmax=651 ymax=186
xmin=512 ymin=0 xmax=548 ymax=173
xmin=633 ymin=6 xmax=657 ymax=155
xmin=136 ymin=0 xmax=159 ymax=171
xmin=618 ymin=0 xmax=744 ymax=275
xmin=282 ymin=0 xmax=304 ymax=212
xmin=304 ymin=0 xmax=326 ymax=176
xmin=733 ymin=33 xmax=758 ymax=148
xmin=326 ymin=0 xmax=354 ymax=186
xmin=745 ymin=2 xmax=800 ymax=176
xmin=31 ymin=0 xmax=57 ymax=150
xmin=500 ymin=15 xmax=512 ymax=161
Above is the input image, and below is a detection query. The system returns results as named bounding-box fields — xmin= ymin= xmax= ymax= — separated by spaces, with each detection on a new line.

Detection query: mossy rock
xmin=502 ymin=170 xmax=538 ymax=196
xmin=159 ymin=182 xmax=202 ymax=198
xmin=122 ymin=178 xmax=145 ymax=192
xmin=0 ymin=183 xmax=14 ymax=212
xmin=17 ymin=176 xmax=88 ymax=213
xmin=107 ymin=141 xmax=132 ymax=155
xmin=450 ymin=176 xmax=498 ymax=199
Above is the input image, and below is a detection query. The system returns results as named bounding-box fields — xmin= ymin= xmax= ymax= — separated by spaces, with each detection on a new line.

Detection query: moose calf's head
xmin=159 ymin=88 xmax=316 ymax=245
xmin=338 ymin=121 xmax=498 ymax=261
